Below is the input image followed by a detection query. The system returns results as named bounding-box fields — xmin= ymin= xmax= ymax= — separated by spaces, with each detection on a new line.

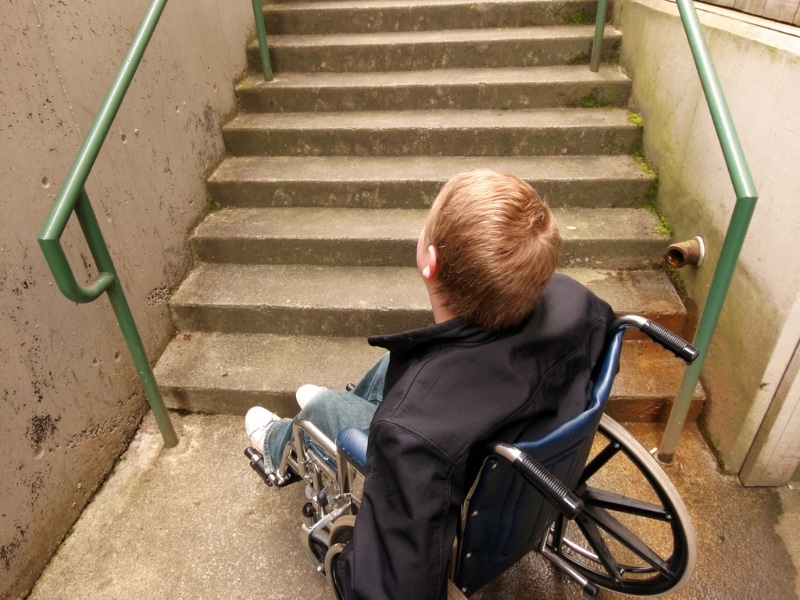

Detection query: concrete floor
xmin=29 ymin=412 xmax=799 ymax=600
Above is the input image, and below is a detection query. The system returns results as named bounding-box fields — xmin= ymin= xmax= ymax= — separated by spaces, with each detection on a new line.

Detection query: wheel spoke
xmin=543 ymin=415 xmax=696 ymax=595
xmin=574 ymin=514 xmax=625 ymax=583
xmin=581 ymin=504 xmax=673 ymax=577
xmin=583 ymin=487 xmax=672 ymax=521
xmin=580 ymin=440 xmax=620 ymax=484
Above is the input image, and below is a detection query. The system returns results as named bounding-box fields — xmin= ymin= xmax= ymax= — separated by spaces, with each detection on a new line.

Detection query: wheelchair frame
xmin=245 ymin=316 xmax=699 ymax=598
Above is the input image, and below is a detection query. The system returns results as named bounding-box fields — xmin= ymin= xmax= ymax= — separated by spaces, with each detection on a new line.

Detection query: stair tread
xmin=270 ymin=0 xmax=576 ymax=4
xmin=222 ymin=109 xmax=640 ymax=156
xmin=154 ymin=332 xmax=387 ymax=403
xmin=154 ymin=333 xmax=703 ymax=415
xmin=193 ymin=206 xmax=664 ymax=244
xmin=171 ymin=264 xmax=684 ymax=316
xmin=268 ymin=0 xmax=594 ymax=12
xmin=264 ymin=24 xmax=617 ymax=46
xmin=268 ymin=0 xmax=595 ymax=5
xmin=190 ymin=206 xmax=666 ymax=269
xmin=210 ymin=155 xmax=649 ymax=185
xmin=239 ymin=65 xmax=629 ymax=90
xmin=225 ymin=107 xmax=637 ymax=131
xmin=172 ymin=264 xmax=431 ymax=310
xmin=257 ymin=24 xmax=621 ymax=72
xmin=195 ymin=207 xmax=428 ymax=240
xmin=265 ymin=0 xmax=600 ymax=35
xmin=236 ymin=65 xmax=631 ymax=112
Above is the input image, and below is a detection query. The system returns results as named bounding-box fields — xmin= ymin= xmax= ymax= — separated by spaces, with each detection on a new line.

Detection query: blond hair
xmin=424 ymin=170 xmax=561 ymax=330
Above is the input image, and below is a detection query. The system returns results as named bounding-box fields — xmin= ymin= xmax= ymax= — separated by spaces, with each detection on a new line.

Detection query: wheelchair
xmin=245 ymin=316 xmax=699 ymax=598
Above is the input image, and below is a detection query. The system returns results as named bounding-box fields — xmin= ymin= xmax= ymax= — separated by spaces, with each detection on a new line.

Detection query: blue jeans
xmin=262 ymin=353 xmax=389 ymax=471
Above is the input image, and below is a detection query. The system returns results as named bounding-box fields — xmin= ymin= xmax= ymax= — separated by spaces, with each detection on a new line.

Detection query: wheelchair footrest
xmin=244 ymin=447 xmax=299 ymax=487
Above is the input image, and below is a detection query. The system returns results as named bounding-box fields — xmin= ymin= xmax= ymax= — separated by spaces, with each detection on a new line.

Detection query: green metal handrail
xmin=658 ymin=0 xmax=758 ymax=461
xmin=38 ymin=0 xmax=178 ymax=448
xmin=251 ymin=0 xmax=273 ymax=80
xmin=590 ymin=0 xmax=758 ymax=460
xmin=590 ymin=0 xmax=610 ymax=71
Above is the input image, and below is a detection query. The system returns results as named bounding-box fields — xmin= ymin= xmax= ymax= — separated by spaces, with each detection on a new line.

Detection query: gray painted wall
xmin=617 ymin=0 xmax=800 ymax=477
xmin=0 ymin=1 xmax=252 ymax=597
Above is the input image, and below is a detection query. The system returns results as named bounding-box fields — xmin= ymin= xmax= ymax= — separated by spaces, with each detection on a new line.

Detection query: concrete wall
xmin=0 ymin=1 xmax=252 ymax=597
xmin=615 ymin=0 xmax=800 ymax=473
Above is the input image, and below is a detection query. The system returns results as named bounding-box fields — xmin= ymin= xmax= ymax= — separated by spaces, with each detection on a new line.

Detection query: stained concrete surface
xmin=29 ymin=412 xmax=799 ymax=600
xmin=1 ymin=1 xmax=254 ymax=595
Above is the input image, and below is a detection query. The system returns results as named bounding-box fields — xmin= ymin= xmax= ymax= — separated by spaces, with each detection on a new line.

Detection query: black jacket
xmin=340 ymin=274 xmax=615 ymax=599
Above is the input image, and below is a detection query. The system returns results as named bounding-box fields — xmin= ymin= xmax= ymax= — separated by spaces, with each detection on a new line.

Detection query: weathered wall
xmin=616 ymin=0 xmax=800 ymax=471
xmin=0 ymin=1 xmax=252 ymax=597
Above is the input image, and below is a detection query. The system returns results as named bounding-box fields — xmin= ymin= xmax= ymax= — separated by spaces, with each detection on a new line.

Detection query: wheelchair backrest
xmin=452 ymin=328 xmax=625 ymax=595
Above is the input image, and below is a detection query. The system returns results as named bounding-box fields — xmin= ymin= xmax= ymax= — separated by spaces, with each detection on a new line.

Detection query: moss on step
xmin=567 ymin=12 xmax=590 ymax=25
xmin=631 ymin=145 xmax=672 ymax=238
xmin=635 ymin=200 xmax=672 ymax=237
xmin=567 ymin=52 xmax=591 ymax=66
xmin=633 ymin=148 xmax=659 ymax=203
xmin=665 ymin=264 xmax=689 ymax=301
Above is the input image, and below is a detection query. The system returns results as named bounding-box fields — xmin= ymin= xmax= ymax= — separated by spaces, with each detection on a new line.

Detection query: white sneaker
xmin=295 ymin=384 xmax=327 ymax=409
xmin=245 ymin=406 xmax=280 ymax=451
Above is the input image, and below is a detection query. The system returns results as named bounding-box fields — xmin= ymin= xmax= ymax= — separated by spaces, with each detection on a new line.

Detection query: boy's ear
xmin=422 ymin=245 xmax=439 ymax=281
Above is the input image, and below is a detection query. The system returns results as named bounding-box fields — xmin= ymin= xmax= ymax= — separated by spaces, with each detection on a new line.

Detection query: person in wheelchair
xmin=245 ymin=169 xmax=616 ymax=600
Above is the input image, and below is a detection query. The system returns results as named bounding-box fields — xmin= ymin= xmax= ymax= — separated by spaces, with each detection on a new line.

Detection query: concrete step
xmin=612 ymin=337 xmax=706 ymax=422
xmin=190 ymin=207 xmax=667 ymax=268
xmin=208 ymin=155 xmax=653 ymax=209
xmin=154 ymin=0 xmax=705 ymax=426
xmin=236 ymin=66 xmax=631 ymax=112
xmin=168 ymin=266 xmax=687 ymax=338
xmin=222 ymin=108 xmax=641 ymax=157
xmin=155 ymin=332 xmax=387 ymax=415
xmin=153 ymin=333 xmax=704 ymax=419
xmin=264 ymin=0 xmax=601 ymax=35
xmin=249 ymin=25 xmax=621 ymax=72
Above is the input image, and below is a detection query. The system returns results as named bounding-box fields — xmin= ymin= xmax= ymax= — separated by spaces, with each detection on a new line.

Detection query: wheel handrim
xmin=546 ymin=415 xmax=697 ymax=596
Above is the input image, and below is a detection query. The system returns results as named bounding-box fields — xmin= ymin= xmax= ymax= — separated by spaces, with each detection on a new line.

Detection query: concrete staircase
xmin=154 ymin=0 xmax=704 ymax=422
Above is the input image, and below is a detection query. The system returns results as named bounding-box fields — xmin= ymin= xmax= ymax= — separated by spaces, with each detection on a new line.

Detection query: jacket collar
xmin=368 ymin=317 xmax=504 ymax=356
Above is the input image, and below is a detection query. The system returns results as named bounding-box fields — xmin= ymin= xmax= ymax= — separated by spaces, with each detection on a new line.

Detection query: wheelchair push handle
xmin=619 ymin=316 xmax=699 ymax=364
xmin=492 ymin=443 xmax=584 ymax=519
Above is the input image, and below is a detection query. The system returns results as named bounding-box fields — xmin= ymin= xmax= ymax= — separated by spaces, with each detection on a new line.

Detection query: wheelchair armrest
xmin=492 ymin=443 xmax=584 ymax=519
xmin=336 ymin=427 xmax=369 ymax=471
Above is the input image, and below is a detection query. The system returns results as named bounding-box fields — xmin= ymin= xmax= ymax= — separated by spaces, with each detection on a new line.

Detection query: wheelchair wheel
xmin=325 ymin=515 xmax=356 ymax=600
xmin=543 ymin=414 xmax=697 ymax=596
